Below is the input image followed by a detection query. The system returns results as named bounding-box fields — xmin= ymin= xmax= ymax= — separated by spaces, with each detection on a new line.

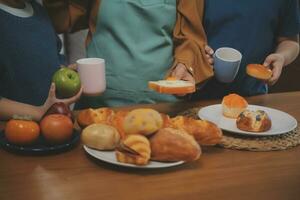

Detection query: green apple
xmin=52 ymin=67 xmax=81 ymax=98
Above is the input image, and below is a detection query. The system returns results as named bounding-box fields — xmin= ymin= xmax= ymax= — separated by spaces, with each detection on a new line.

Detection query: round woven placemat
xmin=179 ymin=107 xmax=300 ymax=151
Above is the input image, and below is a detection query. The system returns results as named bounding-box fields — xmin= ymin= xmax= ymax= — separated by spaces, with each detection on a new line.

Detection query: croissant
xmin=115 ymin=134 xmax=151 ymax=165
xmin=150 ymin=128 xmax=201 ymax=162
xmin=170 ymin=116 xmax=223 ymax=146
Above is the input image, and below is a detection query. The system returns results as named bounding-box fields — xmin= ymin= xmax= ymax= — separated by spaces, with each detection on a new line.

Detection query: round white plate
xmin=198 ymin=104 xmax=298 ymax=136
xmin=83 ymin=145 xmax=184 ymax=169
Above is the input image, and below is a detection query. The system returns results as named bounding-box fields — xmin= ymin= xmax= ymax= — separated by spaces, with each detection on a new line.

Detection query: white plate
xmin=83 ymin=145 xmax=184 ymax=169
xmin=198 ymin=104 xmax=298 ymax=136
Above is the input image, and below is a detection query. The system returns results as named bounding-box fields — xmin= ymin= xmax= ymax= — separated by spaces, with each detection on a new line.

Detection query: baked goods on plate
xmin=150 ymin=128 xmax=201 ymax=162
xmin=148 ymin=77 xmax=195 ymax=94
xmin=77 ymin=108 xmax=114 ymax=128
xmin=246 ymin=64 xmax=272 ymax=80
xmin=123 ymin=108 xmax=163 ymax=136
xmin=222 ymin=94 xmax=248 ymax=118
xmin=81 ymin=124 xmax=120 ymax=150
xmin=236 ymin=110 xmax=272 ymax=132
xmin=116 ymin=134 xmax=151 ymax=165
xmin=169 ymin=116 xmax=223 ymax=146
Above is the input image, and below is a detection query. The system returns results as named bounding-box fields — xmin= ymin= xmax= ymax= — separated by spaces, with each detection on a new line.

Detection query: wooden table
xmin=1 ymin=92 xmax=300 ymax=200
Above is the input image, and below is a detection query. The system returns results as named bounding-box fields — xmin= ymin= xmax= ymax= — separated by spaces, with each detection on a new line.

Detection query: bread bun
xmin=150 ymin=128 xmax=201 ymax=162
xmin=81 ymin=124 xmax=120 ymax=150
xmin=170 ymin=116 xmax=223 ymax=146
xmin=116 ymin=134 xmax=151 ymax=165
xmin=77 ymin=108 xmax=114 ymax=128
xmin=123 ymin=109 xmax=163 ymax=136
xmin=148 ymin=77 xmax=195 ymax=94
xmin=222 ymin=94 xmax=248 ymax=118
xmin=236 ymin=110 xmax=272 ymax=132
xmin=110 ymin=110 xmax=129 ymax=139
xmin=246 ymin=64 xmax=272 ymax=80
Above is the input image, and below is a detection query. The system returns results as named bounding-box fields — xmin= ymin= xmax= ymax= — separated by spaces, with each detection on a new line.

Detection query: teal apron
xmin=76 ymin=0 xmax=178 ymax=108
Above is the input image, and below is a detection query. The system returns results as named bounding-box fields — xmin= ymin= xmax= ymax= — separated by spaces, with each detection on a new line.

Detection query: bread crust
xmin=150 ymin=128 xmax=201 ymax=162
xmin=246 ymin=64 xmax=272 ymax=80
xmin=148 ymin=80 xmax=195 ymax=94
xmin=170 ymin=116 xmax=223 ymax=146
xmin=236 ymin=110 xmax=272 ymax=132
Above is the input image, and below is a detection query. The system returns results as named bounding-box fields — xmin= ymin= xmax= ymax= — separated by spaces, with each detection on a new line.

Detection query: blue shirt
xmin=0 ymin=1 xmax=62 ymax=105
xmin=196 ymin=0 xmax=300 ymax=99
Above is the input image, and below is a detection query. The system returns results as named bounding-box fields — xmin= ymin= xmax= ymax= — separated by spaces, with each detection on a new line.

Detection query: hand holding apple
xmin=52 ymin=67 xmax=81 ymax=98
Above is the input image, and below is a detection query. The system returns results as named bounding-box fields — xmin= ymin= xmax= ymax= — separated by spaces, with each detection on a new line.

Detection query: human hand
xmin=205 ymin=45 xmax=214 ymax=65
xmin=171 ymin=63 xmax=195 ymax=84
xmin=60 ymin=64 xmax=78 ymax=71
xmin=41 ymin=83 xmax=83 ymax=114
xmin=263 ymin=53 xmax=285 ymax=85
xmin=170 ymin=63 xmax=195 ymax=96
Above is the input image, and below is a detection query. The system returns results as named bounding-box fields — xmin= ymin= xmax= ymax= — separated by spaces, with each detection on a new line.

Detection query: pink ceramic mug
xmin=77 ymin=58 xmax=106 ymax=96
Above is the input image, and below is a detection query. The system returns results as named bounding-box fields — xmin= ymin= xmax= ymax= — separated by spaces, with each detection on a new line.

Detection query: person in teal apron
xmin=44 ymin=0 xmax=213 ymax=108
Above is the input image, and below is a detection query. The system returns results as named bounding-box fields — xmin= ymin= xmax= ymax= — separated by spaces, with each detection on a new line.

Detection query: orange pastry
xmin=115 ymin=134 xmax=151 ymax=165
xmin=150 ymin=128 xmax=201 ymax=162
xmin=110 ymin=110 xmax=129 ymax=139
xmin=222 ymin=93 xmax=248 ymax=118
xmin=246 ymin=64 xmax=272 ymax=80
xmin=77 ymin=108 xmax=115 ymax=128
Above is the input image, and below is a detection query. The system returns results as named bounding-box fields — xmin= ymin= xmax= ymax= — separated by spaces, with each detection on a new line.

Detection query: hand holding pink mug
xmin=76 ymin=58 xmax=106 ymax=96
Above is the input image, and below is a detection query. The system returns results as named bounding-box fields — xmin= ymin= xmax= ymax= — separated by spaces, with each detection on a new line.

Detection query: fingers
xmin=268 ymin=64 xmax=282 ymax=86
xmin=171 ymin=63 xmax=186 ymax=80
xmin=205 ymin=45 xmax=214 ymax=55
xmin=48 ymin=83 xmax=56 ymax=98
xmin=263 ymin=54 xmax=276 ymax=67
xmin=62 ymin=86 xmax=83 ymax=105
xmin=204 ymin=45 xmax=214 ymax=65
xmin=68 ymin=63 xmax=78 ymax=71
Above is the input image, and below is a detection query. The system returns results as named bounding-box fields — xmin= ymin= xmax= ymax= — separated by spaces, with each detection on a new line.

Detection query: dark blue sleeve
xmin=278 ymin=0 xmax=300 ymax=37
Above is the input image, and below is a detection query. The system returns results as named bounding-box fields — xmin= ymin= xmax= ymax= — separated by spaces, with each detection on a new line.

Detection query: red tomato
xmin=40 ymin=114 xmax=73 ymax=144
xmin=5 ymin=119 xmax=40 ymax=145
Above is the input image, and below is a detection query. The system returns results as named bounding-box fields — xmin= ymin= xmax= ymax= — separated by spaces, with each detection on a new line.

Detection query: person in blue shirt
xmin=0 ymin=0 xmax=82 ymax=120
xmin=193 ymin=0 xmax=300 ymax=99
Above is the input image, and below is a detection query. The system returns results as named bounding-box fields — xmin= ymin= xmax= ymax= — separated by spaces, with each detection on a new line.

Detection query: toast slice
xmin=148 ymin=79 xmax=195 ymax=94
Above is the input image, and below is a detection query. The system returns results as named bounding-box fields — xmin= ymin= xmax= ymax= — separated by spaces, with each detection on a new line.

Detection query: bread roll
xmin=123 ymin=109 xmax=163 ymax=136
xmin=77 ymin=108 xmax=115 ymax=128
xmin=116 ymin=134 xmax=151 ymax=165
xmin=222 ymin=93 xmax=248 ymax=118
xmin=246 ymin=64 xmax=272 ymax=80
xmin=150 ymin=128 xmax=201 ymax=162
xmin=148 ymin=78 xmax=195 ymax=94
xmin=236 ymin=110 xmax=272 ymax=132
xmin=110 ymin=110 xmax=129 ymax=139
xmin=81 ymin=124 xmax=120 ymax=150
xmin=170 ymin=116 xmax=223 ymax=146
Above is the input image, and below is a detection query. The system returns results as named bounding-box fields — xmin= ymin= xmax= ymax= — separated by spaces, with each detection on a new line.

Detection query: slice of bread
xmin=148 ymin=80 xmax=195 ymax=94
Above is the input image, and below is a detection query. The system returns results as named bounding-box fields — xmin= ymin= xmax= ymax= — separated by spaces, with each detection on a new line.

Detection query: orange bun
xmin=222 ymin=94 xmax=248 ymax=118
xmin=246 ymin=64 xmax=272 ymax=80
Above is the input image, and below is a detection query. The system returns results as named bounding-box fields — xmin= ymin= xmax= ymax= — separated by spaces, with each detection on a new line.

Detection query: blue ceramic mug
xmin=213 ymin=47 xmax=242 ymax=83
